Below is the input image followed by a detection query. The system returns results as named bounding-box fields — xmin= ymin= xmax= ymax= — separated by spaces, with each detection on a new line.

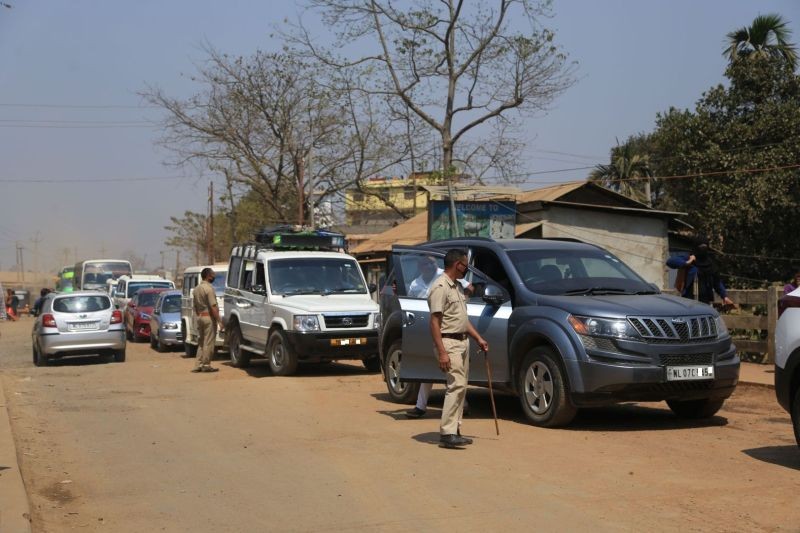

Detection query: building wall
xmin=542 ymin=207 xmax=669 ymax=288
xmin=345 ymin=175 xmax=438 ymax=225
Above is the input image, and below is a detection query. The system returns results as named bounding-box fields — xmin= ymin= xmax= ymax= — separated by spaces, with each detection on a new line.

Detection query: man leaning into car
xmin=428 ymin=249 xmax=489 ymax=449
xmin=191 ymin=267 xmax=222 ymax=373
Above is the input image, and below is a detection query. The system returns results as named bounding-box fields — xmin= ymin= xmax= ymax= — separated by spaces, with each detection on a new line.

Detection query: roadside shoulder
xmin=0 ymin=373 xmax=32 ymax=533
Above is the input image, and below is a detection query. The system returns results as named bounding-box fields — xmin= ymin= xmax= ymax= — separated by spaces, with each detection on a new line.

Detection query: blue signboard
xmin=428 ymin=200 xmax=516 ymax=240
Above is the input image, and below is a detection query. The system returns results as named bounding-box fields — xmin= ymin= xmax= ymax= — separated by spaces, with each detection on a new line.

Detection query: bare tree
xmin=289 ymin=0 xmax=575 ymax=231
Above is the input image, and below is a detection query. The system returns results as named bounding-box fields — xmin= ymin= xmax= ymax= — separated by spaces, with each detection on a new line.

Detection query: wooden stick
xmin=483 ymin=350 xmax=500 ymax=436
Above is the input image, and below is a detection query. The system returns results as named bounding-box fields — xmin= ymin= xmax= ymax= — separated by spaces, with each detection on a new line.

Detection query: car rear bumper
xmin=39 ymin=329 xmax=126 ymax=356
xmin=283 ymin=330 xmax=378 ymax=361
xmin=568 ymin=349 xmax=740 ymax=406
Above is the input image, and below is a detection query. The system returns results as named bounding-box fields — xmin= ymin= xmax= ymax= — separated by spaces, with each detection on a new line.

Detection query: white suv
xmin=775 ymin=288 xmax=800 ymax=446
xmin=222 ymin=231 xmax=380 ymax=375
xmin=180 ymin=263 xmax=229 ymax=357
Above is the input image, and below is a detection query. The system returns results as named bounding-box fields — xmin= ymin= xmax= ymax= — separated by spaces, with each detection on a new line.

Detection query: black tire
xmin=228 ymin=322 xmax=250 ymax=368
xmin=362 ymin=355 xmax=381 ymax=373
xmin=792 ymin=387 xmax=800 ymax=448
xmin=267 ymin=330 xmax=298 ymax=376
xmin=113 ymin=349 xmax=126 ymax=363
xmin=150 ymin=333 xmax=157 ymax=349
xmin=156 ymin=336 xmax=168 ymax=353
xmin=383 ymin=340 xmax=419 ymax=404
xmin=33 ymin=343 xmax=48 ymax=367
xmin=666 ymin=398 xmax=725 ymax=419
xmin=517 ymin=347 xmax=577 ymax=427
xmin=126 ymin=326 xmax=133 ymax=341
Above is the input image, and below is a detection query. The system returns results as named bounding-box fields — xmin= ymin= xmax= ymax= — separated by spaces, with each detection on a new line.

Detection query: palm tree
xmin=589 ymin=143 xmax=652 ymax=206
xmin=724 ymin=14 xmax=798 ymax=71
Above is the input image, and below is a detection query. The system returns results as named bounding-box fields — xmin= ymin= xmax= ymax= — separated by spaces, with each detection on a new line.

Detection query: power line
xmin=0 ymin=119 xmax=152 ymax=125
xmin=0 ymin=103 xmax=159 ymax=109
xmin=0 ymin=124 xmax=156 ymax=129
xmin=0 ymin=175 xmax=189 ymax=183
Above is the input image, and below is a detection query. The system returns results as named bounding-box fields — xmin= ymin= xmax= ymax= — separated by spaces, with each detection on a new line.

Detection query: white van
xmin=180 ymin=263 xmax=229 ymax=357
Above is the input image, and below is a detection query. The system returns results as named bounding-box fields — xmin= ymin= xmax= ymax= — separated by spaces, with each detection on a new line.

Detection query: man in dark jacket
xmin=667 ymin=241 xmax=735 ymax=306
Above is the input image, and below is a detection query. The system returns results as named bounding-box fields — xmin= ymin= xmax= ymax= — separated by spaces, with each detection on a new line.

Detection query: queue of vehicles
xmin=25 ymin=227 xmax=800 ymax=445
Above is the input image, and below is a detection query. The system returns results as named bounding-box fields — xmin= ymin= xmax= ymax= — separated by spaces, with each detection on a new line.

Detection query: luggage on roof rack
xmin=252 ymin=225 xmax=346 ymax=251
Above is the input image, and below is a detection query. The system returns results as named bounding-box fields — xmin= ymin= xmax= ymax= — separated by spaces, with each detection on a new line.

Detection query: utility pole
xmin=16 ymin=242 xmax=25 ymax=284
xmin=175 ymin=250 xmax=180 ymax=281
xmin=30 ymin=231 xmax=41 ymax=278
xmin=297 ymin=155 xmax=305 ymax=226
xmin=207 ymin=181 xmax=215 ymax=263
xmin=160 ymin=251 xmax=165 ymax=271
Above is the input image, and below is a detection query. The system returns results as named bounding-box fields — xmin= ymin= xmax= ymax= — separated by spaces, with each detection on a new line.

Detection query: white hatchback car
xmin=775 ymin=287 xmax=800 ymax=446
xmin=31 ymin=291 xmax=126 ymax=366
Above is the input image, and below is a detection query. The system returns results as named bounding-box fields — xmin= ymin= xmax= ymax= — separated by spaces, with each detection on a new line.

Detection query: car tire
xmin=666 ymin=398 xmax=725 ymax=419
xmin=157 ymin=336 xmax=168 ymax=353
xmin=517 ymin=347 xmax=577 ymax=427
xmin=126 ymin=326 xmax=133 ymax=341
xmin=113 ymin=349 xmax=126 ymax=363
xmin=267 ymin=330 xmax=298 ymax=376
xmin=792 ymin=386 xmax=800 ymax=448
xmin=150 ymin=334 xmax=157 ymax=349
xmin=362 ymin=355 xmax=381 ymax=373
xmin=383 ymin=340 xmax=419 ymax=404
xmin=228 ymin=322 xmax=250 ymax=368
xmin=33 ymin=343 xmax=48 ymax=367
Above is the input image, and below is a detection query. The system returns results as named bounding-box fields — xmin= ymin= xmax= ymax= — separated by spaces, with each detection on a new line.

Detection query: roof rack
xmin=248 ymin=225 xmax=347 ymax=252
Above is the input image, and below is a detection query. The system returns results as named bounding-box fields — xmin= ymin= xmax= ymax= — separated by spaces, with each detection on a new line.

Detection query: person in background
xmin=5 ymin=288 xmax=18 ymax=321
xmin=32 ymin=288 xmax=51 ymax=317
xmin=666 ymin=239 xmax=735 ymax=307
xmin=783 ymin=270 xmax=800 ymax=295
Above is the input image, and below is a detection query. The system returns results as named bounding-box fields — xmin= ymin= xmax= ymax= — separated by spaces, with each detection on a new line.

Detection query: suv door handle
xmin=405 ymin=312 xmax=415 ymax=325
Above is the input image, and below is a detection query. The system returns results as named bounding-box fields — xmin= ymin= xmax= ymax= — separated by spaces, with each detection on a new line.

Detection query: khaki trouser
xmin=195 ymin=316 xmax=216 ymax=369
xmin=439 ymin=337 xmax=469 ymax=435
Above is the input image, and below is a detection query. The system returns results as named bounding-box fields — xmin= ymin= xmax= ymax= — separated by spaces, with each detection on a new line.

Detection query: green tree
xmin=589 ymin=139 xmax=653 ymax=205
xmin=652 ymin=55 xmax=800 ymax=286
xmin=724 ymin=13 xmax=798 ymax=71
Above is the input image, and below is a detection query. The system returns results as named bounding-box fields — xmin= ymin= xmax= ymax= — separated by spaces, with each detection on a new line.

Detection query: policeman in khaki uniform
xmin=428 ymin=249 xmax=489 ymax=449
xmin=191 ymin=267 xmax=222 ymax=373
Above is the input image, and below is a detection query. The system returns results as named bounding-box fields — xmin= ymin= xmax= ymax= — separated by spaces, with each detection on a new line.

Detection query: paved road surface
xmin=1 ymin=318 xmax=799 ymax=532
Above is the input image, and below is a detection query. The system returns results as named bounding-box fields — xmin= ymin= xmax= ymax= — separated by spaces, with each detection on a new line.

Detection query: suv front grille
xmin=628 ymin=315 xmax=717 ymax=344
xmin=322 ymin=314 xmax=369 ymax=328
xmin=659 ymin=353 xmax=713 ymax=366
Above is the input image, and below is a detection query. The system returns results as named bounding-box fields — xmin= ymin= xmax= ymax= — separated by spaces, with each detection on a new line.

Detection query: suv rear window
xmin=53 ymin=295 xmax=111 ymax=313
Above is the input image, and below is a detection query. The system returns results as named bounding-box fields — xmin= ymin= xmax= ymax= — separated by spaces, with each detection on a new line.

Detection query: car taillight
xmin=42 ymin=314 xmax=57 ymax=328
xmin=110 ymin=310 xmax=123 ymax=324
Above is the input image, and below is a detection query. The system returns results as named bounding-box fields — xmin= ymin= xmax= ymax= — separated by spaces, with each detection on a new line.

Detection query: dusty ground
xmin=1 ymin=317 xmax=799 ymax=532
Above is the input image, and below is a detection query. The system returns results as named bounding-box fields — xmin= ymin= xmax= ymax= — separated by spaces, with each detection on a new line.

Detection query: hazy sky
xmin=0 ymin=0 xmax=798 ymax=275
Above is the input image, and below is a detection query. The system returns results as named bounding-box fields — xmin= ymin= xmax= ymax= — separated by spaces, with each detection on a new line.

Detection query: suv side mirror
xmin=482 ymin=284 xmax=505 ymax=306
xmin=368 ymin=283 xmax=377 ymax=294
xmin=251 ymin=284 xmax=267 ymax=296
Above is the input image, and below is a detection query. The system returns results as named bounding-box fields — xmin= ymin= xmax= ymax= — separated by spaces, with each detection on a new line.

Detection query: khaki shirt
xmin=193 ymin=280 xmax=218 ymax=315
xmin=427 ymin=273 xmax=468 ymax=334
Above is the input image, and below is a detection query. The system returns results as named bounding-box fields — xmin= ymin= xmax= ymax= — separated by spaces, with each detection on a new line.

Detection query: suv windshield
xmin=507 ymin=248 xmax=655 ymax=296
xmin=212 ymin=274 xmax=226 ymax=293
xmin=268 ymin=258 xmax=366 ymax=295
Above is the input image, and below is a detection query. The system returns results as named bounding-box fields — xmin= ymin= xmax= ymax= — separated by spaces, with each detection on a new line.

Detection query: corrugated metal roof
xmin=350 ymin=212 xmax=429 ymax=255
xmin=514 ymin=181 xmax=586 ymax=203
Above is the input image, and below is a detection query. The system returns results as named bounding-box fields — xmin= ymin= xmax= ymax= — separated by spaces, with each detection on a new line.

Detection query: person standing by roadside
xmin=5 ymin=288 xmax=18 ymax=321
xmin=428 ymin=249 xmax=488 ymax=449
xmin=666 ymin=239 xmax=735 ymax=307
xmin=784 ymin=270 xmax=800 ymax=295
xmin=191 ymin=268 xmax=223 ymax=373
xmin=32 ymin=288 xmax=51 ymax=317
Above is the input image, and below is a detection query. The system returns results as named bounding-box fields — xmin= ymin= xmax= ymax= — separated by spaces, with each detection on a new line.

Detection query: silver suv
xmin=379 ymin=238 xmax=740 ymax=427
xmin=223 ymin=230 xmax=380 ymax=375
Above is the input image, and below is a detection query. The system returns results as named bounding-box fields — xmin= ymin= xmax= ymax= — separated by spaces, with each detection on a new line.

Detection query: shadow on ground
xmin=742 ymin=445 xmax=800 ymax=471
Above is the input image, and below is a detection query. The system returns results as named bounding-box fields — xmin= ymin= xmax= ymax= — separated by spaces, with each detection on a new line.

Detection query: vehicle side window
xmin=396 ymin=253 xmax=445 ymax=299
xmin=182 ymin=275 xmax=191 ymax=297
xmin=241 ymin=260 xmax=255 ymax=290
xmin=255 ymin=262 xmax=265 ymax=287
xmin=228 ymin=256 xmax=243 ymax=289
xmin=472 ymin=248 xmax=514 ymax=299
xmin=117 ymin=280 xmax=125 ymax=296
xmin=466 ymin=268 xmax=509 ymax=304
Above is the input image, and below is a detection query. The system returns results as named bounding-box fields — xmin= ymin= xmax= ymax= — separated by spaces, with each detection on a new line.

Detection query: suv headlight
xmin=372 ymin=312 xmax=381 ymax=329
xmin=568 ymin=315 xmax=638 ymax=340
xmin=293 ymin=315 xmax=320 ymax=332
xmin=714 ymin=315 xmax=729 ymax=337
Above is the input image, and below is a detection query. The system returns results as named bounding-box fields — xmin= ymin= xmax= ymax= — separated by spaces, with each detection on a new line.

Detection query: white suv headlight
xmin=372 ymin=312 xmax=381 ymax=329
xmin=293 ymin=315 xmax=320 ymax=332
xmin=568 ymin=315 xmax=638 ymax=340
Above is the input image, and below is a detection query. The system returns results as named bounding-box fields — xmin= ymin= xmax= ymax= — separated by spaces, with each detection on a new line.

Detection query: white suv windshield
xmin=507 ymin=248 xmax=654 ymax=296
xmin=268 ymin=258 xmax=367 ymax=295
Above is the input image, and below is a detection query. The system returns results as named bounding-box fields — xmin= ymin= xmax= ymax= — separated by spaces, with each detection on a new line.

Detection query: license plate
xmin=69 ymin=321 xmax=100 ymax=331
xmin=666 ymin=365 xmax=714 ymax=381
xmin=331 ymin=337 xmax=367 ymax=346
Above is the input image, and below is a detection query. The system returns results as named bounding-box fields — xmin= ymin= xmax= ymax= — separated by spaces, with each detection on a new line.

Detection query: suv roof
xmin=418 ymin=237 xmax=600 ymax=253
xmin=183 ymin=263 xmax=229 ymax=274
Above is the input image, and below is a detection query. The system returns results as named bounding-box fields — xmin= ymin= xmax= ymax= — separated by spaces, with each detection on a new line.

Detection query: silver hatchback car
xmin=149 ymin=289 xmax=183 ymax=352
xmin=31 ymin=291 xmax=126 ymax=366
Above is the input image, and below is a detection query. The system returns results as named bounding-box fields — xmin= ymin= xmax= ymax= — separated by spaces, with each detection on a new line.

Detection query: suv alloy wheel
xmin=517 ymin=347 xmax=576 ymax=427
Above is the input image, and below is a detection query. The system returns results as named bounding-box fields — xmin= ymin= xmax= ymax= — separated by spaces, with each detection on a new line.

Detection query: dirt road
xmin=1 ymin=318 xmax=799 ymax=532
